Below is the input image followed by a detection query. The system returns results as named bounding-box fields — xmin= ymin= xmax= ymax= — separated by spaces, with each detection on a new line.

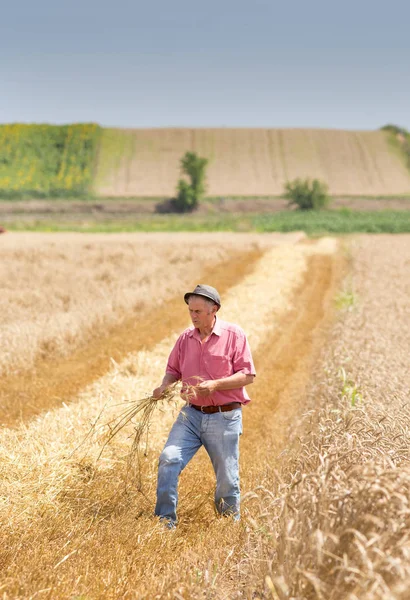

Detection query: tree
xmin=174 ymin=151 xmax=208 ymax=213
xmin=174 ymin=180 xmax=196 ymax=213
xmin=284 ymin=178 xmax=330 ymax=211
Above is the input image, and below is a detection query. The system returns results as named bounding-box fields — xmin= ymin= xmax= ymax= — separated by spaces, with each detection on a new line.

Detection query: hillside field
xmin=1 ymin=125 xmax=410 ymax=199
xmin=94 ymin=127 xmax=410 ymax=197
xmin=0 ymin=232 xmax=409 ymax=599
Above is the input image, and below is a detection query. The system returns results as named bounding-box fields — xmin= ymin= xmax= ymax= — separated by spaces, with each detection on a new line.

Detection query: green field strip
xmin=4 ymin=210 xmax=410 ymax=234
xmin=0 ymin=123 xmax=101 ymax=198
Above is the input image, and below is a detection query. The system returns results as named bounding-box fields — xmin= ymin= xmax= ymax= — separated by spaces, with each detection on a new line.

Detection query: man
xmin=153 ymin=284 xmax=255 ymax=528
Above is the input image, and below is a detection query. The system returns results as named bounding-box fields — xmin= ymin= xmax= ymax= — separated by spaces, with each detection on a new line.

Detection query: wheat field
xmin=94 ymin=128 xmax=410 ymax=197
xmin=0 ymin=232 xmax=291 ymax=378
xmin=1 ymin=232 xmax=304 ymax=424
xmin=0 ymin=232 xmax=409 ymax=599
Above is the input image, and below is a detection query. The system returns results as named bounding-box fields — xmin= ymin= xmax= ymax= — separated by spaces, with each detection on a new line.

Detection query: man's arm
xmin=153 ymin=333 xmax=183 ymax=399
xmin=196 ymin=372 xmax=254 ymax=396
xmin=153 ymin=372 xmax=180 ymax=399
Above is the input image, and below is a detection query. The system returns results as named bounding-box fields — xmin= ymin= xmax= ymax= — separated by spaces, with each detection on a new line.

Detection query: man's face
xmin=188 ymin=296 xmax=217 ymax=330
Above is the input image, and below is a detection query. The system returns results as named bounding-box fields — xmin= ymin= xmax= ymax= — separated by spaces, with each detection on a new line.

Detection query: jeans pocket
xmin=222 ymin=408 xmax=242 ymax=421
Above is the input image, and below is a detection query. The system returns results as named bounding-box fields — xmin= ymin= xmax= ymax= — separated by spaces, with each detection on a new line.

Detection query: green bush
xmin=174 ymin=180 xmax=197 ymax=213
xmin=381 ymin=124 xmax=410 ymax=171
xmin=174 ymin=151 xmax=208 ymax=213
xmin=381 ymin=124 xmax=409 ymax=137
xmin=284 ymin=178 xmax=330 ymax=210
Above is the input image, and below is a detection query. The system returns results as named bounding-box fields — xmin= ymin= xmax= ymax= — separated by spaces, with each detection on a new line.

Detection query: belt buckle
xmin=200 ymin=406 xmax=205 ymax=413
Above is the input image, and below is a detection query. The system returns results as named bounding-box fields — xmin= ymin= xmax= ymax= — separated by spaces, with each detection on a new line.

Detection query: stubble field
xmin=0 ymin=232 xmax=409 ymax=599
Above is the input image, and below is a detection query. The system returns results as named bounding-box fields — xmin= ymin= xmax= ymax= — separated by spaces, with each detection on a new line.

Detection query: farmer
xmin=153 ymin=284 xmax=255 ymax=528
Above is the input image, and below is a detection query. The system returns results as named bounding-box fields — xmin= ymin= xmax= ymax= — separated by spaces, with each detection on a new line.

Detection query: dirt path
xmin=0 ymin=241 xmax=346 ymax=599
xmin=0 ymin=247 xmax=263 ymax=426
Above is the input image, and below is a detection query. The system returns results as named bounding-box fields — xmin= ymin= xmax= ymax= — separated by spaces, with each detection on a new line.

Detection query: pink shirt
xmin=166 ymin=317 xmax=256 ymax=406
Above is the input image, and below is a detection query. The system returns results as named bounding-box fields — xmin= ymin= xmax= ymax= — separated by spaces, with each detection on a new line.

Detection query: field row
xmin=250 ymin=235 xmax=410 ymax=598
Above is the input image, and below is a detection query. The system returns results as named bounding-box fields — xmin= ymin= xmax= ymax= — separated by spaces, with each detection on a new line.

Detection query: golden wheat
xmin=246 ymin=235 xmax=410 ymax=599
xmin=0 ymin=232 xmax=289 ymax=377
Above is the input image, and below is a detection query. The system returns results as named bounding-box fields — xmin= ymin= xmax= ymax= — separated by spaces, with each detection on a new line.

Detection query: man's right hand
xmin=152 ymin=385 xmax=167 ymax=399
xmin=152 ymin=373 xmax=179 ymax=400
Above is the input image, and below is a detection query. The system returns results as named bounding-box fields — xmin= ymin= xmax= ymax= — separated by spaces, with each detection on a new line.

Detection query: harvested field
xmin=0 ymin=232 xmax=302 ymax=423
xmin=94 ymin=128 xmax=410 ymax=197
xmin=0 ymin=232 xmax=279 ymax=378
xmin=0 ymin=233 xmax=409 ymax=599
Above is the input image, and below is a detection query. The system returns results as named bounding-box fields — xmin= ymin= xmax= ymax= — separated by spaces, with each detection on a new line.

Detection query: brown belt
xmin=189 ymin=402 xmax=242 ymax=414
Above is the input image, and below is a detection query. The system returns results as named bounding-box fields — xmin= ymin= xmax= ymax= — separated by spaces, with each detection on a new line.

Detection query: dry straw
xmin=75 ymin=378 xmax=206 ymax=493
xmin=81 ymin=385 xmax=181 ymax=466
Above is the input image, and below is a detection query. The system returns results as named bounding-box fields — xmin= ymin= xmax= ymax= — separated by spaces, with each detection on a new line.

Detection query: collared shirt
xmin=166 ymin=316 xmax=256 ymax=406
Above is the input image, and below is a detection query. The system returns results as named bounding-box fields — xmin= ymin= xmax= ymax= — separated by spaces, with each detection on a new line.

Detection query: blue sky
xmin=1 ymin=0 xmax=409 ymax=129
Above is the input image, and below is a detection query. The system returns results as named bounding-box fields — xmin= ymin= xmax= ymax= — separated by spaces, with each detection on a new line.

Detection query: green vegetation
xmin=0 ymin=124 xmax=101 ymax=198
xmin=381 ymin=124 xmax=410 ymax=171
xmin=174 ymin=151 xmax=209 ymax=212
xmin=254 ymin=210 xmax=409 ymax=233
xmin=93 ymin=128 xmax=136 ymax=190
xmin=338 ymin=367 xmax=363 ymax=407
xmin=284 ymin=177 xmax=331 ymax=210
xmin=335 ymin=287 xmax=357 ymax=311
xmin=381 ymin=124 xmax=409 ymax=137
xmin=5 ymin=210 xmax=410 ymax=234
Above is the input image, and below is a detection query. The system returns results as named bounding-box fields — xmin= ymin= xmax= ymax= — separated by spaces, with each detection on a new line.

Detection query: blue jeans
xmin=155 ymin=405 xmax=242 ymax=526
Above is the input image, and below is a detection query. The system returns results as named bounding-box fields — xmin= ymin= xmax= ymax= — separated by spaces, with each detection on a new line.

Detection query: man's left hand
xmin=196 ymin=380 xmax=219 ymax=397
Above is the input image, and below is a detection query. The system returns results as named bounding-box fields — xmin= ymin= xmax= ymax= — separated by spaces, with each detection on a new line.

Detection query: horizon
xmin=0 ymin=123 xmax=397 ymax=132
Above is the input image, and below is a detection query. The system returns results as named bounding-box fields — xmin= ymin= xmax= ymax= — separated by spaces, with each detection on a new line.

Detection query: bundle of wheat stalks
xmin=82 ymin=384 xmax=181 ymax=469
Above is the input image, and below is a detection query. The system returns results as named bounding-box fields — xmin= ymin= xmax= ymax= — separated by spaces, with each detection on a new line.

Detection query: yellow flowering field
xmin=0 ymin=123 xmax=100 ymax=198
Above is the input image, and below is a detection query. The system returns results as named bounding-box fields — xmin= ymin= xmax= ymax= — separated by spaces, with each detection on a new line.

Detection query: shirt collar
xmin=188 ymin=315 xmax=222 ymax=338
xmin=212 ymin=315 xmax=222 ymax=336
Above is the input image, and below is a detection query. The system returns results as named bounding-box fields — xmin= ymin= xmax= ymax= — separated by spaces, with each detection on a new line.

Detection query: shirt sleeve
xmin=232 ymin=333 xmax=256 ymax=376
xmin=165 ymin=335 xmax=183 ymax=379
